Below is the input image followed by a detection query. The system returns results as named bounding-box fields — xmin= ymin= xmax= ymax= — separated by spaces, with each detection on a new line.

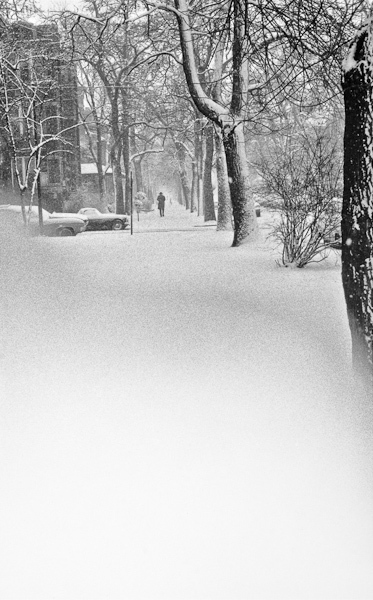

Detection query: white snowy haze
xmin=36 ymin=0 xmax=82 ymax=12
xmin=1 ymin=205 xmax=372 ymax=600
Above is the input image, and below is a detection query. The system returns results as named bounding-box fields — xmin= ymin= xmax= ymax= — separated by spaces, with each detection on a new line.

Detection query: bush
xmin=135 ymin=191 xmax=151 ymax=211
xmin=257 ymin=128 xmax=343 ymax=267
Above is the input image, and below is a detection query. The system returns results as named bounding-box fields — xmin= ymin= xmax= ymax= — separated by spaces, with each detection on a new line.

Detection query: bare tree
xmin=259 ymin=124 xmax=343 ymax=267
xmin=342 ymin=10 xmax=373 ymax=385
xmin=171 ymin=0 xmax=258 ymax=246
xmin=0 ymin=21 xmax=80 ymax=229
xmin=211 ymin=27 xmax=232 ymax=231
xmin=202 ymin=121 xmax=216 ymax=222
xmin=77 ymin=62 xmax=108 ymax=204
xmin=143 ymin=0 xmax=362 ymax=245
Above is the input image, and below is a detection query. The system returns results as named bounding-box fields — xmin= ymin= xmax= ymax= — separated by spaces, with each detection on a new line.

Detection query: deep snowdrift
xmin=1 ymin=204 xmax=372 ymax=599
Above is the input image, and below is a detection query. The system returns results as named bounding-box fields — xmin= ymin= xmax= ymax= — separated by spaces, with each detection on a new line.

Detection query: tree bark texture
xmin=133 ymin=158 xmax=143 ymax=194
xmin=107 ymin=91 xmax=125 ymax=214
xmin=211 ymin=29 xmax=232 ymax=231
xmin=223 ymin=122 xmax=257 ymax=245
xmin=342 ymin=26 xmax=373 ymax=384
xmin=122 ymin=124 xmax=131 ymax=214
xmin=111 ymin=147 xmax=125 ymax=214
xmin=131 ymin=132 xmax=144 ymax=194
xmin=194 ymin=114 xmax=204 ymax=216
xmin=176 ymin=142 xmax=191 ymax=210
xmin=214 ymin=129 xmax=232 ymax=231
xmin=203 ymin=122 xmax=216 ymax=221
xmin=190 ymin=159 xmax=198 ymax=213
xmin=180 ymin=170 xmax=190 ymax=209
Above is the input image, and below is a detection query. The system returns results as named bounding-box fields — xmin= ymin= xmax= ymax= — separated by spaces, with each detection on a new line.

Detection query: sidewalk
xmin=130 ymin=201 xmax=212 ymax=232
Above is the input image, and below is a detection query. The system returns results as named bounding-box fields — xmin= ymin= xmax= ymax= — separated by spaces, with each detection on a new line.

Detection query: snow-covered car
xmin=77 ymin=207 xmax=129 ymax=231
xmin=0 ymin=204 xmax=88 ymax=237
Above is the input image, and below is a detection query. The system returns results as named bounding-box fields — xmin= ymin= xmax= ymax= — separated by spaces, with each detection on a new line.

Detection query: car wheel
xmin=58 ymin=227 xmax=75 ymax=237
xmin=112 ymin=219 xmax=124 ymax=231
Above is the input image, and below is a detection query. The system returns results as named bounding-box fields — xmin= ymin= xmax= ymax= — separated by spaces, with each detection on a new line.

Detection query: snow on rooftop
xmin=81 ymin=163 xmax=112 ymax=175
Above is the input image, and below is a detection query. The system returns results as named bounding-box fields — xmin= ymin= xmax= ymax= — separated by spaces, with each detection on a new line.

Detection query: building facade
xmin=0 ymin=21 xmax=81 ymax=212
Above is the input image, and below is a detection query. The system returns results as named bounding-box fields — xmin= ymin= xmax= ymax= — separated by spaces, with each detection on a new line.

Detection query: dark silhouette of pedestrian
xmin=157 ymin=192 xmax=165 ymax=217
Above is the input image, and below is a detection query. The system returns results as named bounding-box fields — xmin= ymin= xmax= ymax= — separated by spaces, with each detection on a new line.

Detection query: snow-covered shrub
xmin=134 ymin=199 xmax=143 ymax=212
xmin=257 ymin=128 xmax=343 ymax=268
xmin=134 ymin=191 xmax=149 ymax=211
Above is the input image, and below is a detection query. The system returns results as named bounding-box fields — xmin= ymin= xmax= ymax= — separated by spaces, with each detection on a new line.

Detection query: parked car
xmin=0 ymin=204 xmax=88 ymax=237
xmin=77 ymin=207 xmax=129 ymax=231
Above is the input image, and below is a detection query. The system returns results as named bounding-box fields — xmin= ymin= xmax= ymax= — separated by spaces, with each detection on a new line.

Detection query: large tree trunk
xmin=194 ymin=113 xmax=204 ymax=216
xmin=106 ymin=91 xmax=125 ymax=214
xmin=174 ymin=0 xmax=257 ymax=245
xmin=223 ymin=121 xmax=257 ymax=245
xmin=130 ymin=127 xmax=144 ymax=193
xmin=180 ymin=170 xmax=190 ymax=210
xmin=203 ymin=122 xmax=216 ymax=222
xmin=215 ymin=128 xmax=232 ymax=231
xmin=111 ymin=146 xmax=125 ymax=214
xmin=177 ymin=182 xmax=183 ymax=205
xmin=342 ymin=24 xmax=373 ymax=385
xmin=120 ymin=18 xmax=131 ymax=215
xmin=176 ymin=141 xmax=191 ymax=210
xmin=211 ymin=28 xmax=232 ymax=231
xmin=122 ymin=124 xmax=131 ymax=214
xmin=133 ymin=157 xmax=143 ymax=193
xmin=190 ymin=158 xmax=198 ymax=213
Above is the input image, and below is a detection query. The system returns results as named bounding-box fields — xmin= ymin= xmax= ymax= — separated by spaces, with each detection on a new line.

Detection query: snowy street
xmin=1 ymin=203 xmax=373 ymax=599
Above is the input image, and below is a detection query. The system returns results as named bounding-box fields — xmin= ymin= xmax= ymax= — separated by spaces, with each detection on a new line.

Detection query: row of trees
xmin=65 ymin=0 xmax=373 ymax=386
xmin=0 ymin=0 xmax=365 ymax=234
xmin=1 ymin=0 xmax=372 ymax=383
xmin=57 ymin=0 xmax=364 ymax=242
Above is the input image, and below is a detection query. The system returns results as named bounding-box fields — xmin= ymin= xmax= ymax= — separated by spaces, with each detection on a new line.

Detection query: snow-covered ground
xmin=1 ymin=203 xmax=372 ymax=600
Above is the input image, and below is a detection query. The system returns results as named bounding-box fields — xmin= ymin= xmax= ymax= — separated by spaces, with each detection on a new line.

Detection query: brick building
xmin=0 ymin=21 xmax=81 ymax=212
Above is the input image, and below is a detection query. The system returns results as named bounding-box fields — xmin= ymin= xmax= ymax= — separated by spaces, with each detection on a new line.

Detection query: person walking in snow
xmin=157 ymin=192 xmax=166 ymax=217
